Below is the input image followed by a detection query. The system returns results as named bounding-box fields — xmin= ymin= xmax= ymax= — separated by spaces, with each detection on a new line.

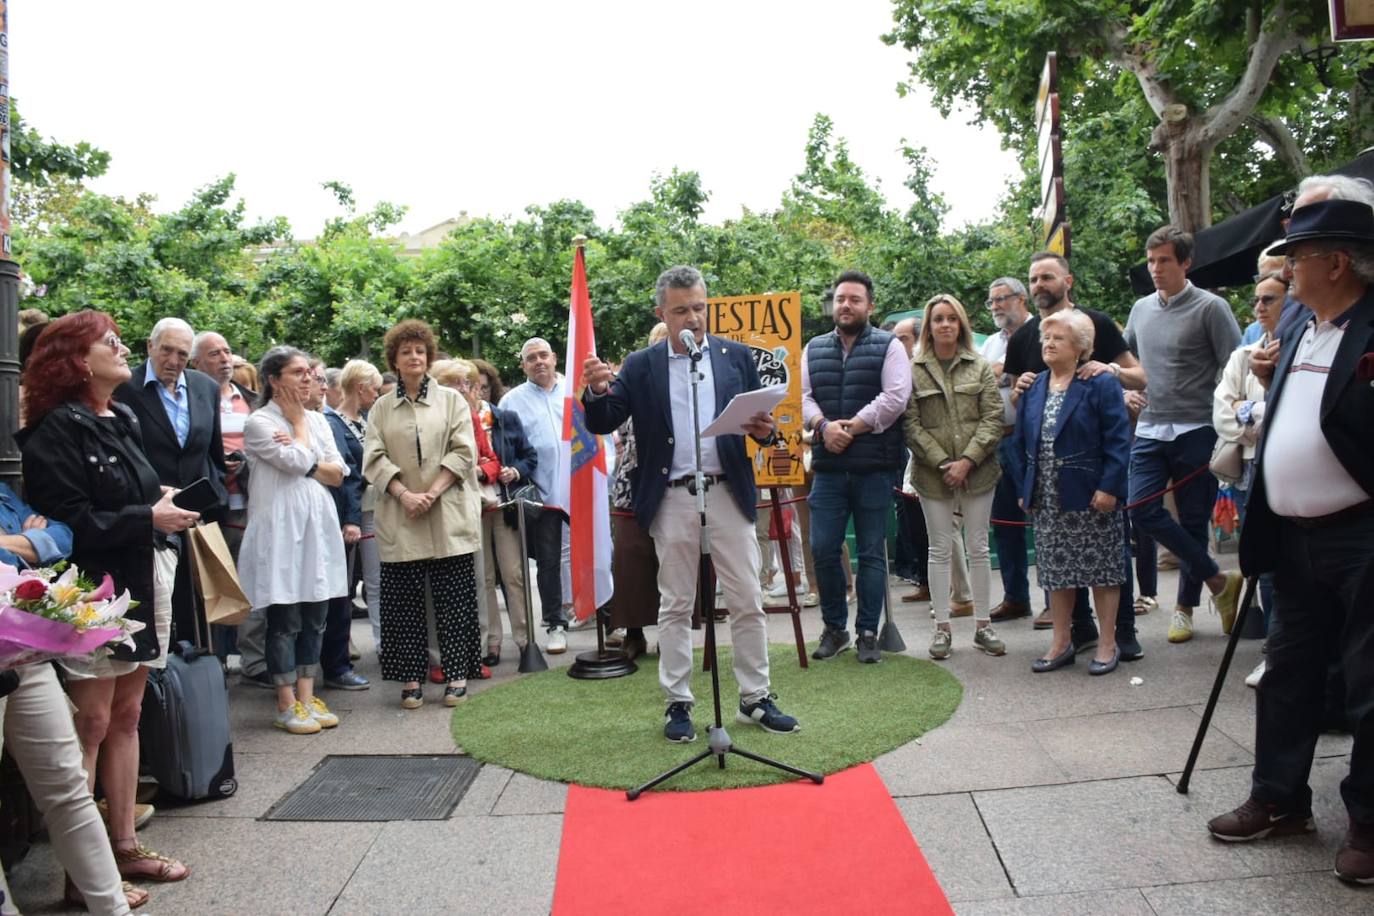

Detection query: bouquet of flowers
xmin=0 ymin=562 xmax=144 ymax=671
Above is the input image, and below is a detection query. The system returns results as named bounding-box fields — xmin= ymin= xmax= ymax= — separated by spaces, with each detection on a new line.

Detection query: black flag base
xmin=568 ymin=649 xmax=637 ymax=680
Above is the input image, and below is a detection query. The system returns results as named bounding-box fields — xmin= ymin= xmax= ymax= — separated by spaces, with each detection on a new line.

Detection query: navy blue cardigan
xmin=325 ymin=409 xmax=365 ymax=527
xmin=1006 ymin=370 xmax=1131 ymax=512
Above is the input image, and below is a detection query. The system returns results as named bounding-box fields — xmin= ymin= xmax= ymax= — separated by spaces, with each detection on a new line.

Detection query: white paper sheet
xmin=701 ymin=384 xmax=788 ymax=438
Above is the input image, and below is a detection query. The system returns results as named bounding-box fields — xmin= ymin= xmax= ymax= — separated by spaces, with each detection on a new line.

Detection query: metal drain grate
xmin=264 ymin=755 xmax=481 ymax=822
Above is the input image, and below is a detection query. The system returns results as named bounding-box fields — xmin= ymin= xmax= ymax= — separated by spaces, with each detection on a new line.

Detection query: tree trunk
xmin=1352 ymin=74 xmax=1374 ymax=153
xmin=1152 ymin=115 xmax=1213 ymax=232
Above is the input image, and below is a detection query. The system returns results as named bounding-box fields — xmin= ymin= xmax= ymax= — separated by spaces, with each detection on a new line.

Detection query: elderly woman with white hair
xmin=1007 ymin=309 xmax=1132 ymax=676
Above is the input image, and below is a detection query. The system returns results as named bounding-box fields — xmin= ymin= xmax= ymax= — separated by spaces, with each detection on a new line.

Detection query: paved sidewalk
xmin=7 ymin=558 xmax=1365 ymax=914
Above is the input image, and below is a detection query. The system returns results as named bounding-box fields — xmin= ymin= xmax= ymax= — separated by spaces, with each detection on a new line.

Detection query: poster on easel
xmin=706 ymin=291 xmax=804 ymax=487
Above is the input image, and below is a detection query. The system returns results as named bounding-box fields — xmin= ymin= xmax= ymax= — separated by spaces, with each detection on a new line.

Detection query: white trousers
xmin=0 ymin=664 xmax=129 ymax=916
xmin=650 ymin=485 xmax=770 ymax=705
xmin=922 ymin=489 xmax=995 ymax=623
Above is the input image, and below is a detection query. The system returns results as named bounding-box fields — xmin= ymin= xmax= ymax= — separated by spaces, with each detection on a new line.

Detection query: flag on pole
xmin=561 ymin=243 xmax=614 ymax=622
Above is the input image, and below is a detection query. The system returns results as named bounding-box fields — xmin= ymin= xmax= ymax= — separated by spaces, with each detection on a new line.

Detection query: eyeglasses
xmin=102 ymin=334 xmax=124 ymax=351
xmin=985 ymin=293 xmax=1020 ymax=307
xmin=1251 ymin=294 xmax=1281 ymax=306
xmin=1284 ymin=250 xmax=1333 ymax=270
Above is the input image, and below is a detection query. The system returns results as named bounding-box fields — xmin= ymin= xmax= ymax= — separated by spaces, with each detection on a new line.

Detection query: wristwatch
xmin=305 ymin=462 xmax=319 ymax=479
xmin=1108 ymin=362 xmax=1122 ymax=378
xmin=754 ymin=428 xmax=779 ymax=448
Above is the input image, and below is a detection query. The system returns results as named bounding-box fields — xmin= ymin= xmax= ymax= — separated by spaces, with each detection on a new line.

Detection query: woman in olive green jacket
xmin=903 ymin=294 xmax=1005 ymax=661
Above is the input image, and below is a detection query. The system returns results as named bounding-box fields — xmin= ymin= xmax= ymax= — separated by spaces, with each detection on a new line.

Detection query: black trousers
xmin=527 ymin=508 xmax=567 ymax=629
xmin=900 ymin=496 xmax=929 ymax=586
xmin=1252 ymin=512 xmax=1374 ymax=825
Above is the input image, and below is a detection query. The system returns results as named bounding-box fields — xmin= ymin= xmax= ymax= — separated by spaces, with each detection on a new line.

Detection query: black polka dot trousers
xmin=379 ymin=553 xmax=481 ymax=683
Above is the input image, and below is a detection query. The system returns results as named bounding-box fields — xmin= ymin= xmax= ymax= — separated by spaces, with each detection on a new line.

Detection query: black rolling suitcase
xmin=140 ymin=570 xmax=239 ymax=801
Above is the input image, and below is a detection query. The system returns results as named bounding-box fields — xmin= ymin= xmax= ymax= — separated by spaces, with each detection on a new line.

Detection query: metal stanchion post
xmin=512 ymin=498 xmax=548 ymax=673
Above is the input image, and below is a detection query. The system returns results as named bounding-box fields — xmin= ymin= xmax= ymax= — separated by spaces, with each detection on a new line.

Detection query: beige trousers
xmin=0 ymin=664 xmax=129 ymax=916
xmin=480 ymin=512 xmax=529 ymax=652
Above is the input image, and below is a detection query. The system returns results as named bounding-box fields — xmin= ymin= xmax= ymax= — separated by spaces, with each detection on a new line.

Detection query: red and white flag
xmin=561 ymin=246 xmax=614 ymax=622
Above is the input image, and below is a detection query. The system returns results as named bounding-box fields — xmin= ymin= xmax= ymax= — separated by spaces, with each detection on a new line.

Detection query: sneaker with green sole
xmin=929 ymin=628 xmax=952 ymax=660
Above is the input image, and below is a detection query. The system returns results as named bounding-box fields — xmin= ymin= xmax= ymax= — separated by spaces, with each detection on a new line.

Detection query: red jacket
xmin=472 ymin=408 xmax=502 ymax=484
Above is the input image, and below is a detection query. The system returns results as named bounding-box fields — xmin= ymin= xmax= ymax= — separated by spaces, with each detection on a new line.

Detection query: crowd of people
xmin=0 ymin=170 xmax=1370 ymax=912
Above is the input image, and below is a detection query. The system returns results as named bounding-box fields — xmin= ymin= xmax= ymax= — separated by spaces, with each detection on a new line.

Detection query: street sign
xmin=1331 ymin=1 xmax=1374 ymax=40
xmin=1039 ymin=178 xmax=1064 ymax=241
xmin=1046 ymin=223 xmax=1071 ymax=258
xmin=1033 ymin=52 xmax=1065 ymax=248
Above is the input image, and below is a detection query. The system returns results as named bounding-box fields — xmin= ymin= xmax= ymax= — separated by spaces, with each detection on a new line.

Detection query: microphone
xmin=679 ymin=329 xmax=703 ymax=358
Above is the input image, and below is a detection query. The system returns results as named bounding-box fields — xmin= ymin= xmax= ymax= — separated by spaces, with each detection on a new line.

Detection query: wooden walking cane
xmin=1176 ymin=574 xmax=1259 ymax=794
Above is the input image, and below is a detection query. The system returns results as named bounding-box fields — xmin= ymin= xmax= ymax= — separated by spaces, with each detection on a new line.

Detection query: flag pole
xmin=566 ymin=234 xmax=635 ymax=680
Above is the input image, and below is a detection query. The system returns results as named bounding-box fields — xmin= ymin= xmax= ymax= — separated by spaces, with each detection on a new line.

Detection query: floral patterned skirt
xmin=1031 ymin=474 xmax=1126 ymax=590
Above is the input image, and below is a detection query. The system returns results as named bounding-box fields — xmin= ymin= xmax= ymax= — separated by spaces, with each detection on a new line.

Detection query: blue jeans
xmin=808 ymin=469 xmax=894 ymax=633
xmin=1128 ymin=428 xmax=1220 ymax=608
xmin=991 ymin=438 xmax=1029 ymax=604
xmin=265 ymin=600 xmax=329 ymax=686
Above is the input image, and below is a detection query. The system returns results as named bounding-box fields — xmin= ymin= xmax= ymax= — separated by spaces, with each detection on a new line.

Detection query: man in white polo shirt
xmin=1206 ymin=198 xmax=1374 ymax=886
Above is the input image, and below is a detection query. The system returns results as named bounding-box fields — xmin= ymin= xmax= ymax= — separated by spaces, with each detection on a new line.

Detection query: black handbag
xmin=500 ymin=482 xmax=542 ymax=529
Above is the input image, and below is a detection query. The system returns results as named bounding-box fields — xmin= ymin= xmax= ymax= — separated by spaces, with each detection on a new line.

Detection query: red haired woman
xmin=17 ymin=310 xmax=199 ymax=901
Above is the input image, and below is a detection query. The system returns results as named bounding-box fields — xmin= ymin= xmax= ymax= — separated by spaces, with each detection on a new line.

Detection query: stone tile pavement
xmin=6 ymin=559 xmax=1366 ymax=914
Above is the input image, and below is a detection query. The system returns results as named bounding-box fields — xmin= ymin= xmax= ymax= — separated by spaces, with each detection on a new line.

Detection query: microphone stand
xmin=627 ymin=336 xmax=823 ymax=799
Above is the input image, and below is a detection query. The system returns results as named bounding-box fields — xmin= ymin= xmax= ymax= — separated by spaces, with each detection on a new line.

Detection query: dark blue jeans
xmin=808 ymin=469 xmax=893 ymax=633
xmin=1133 ymin=528 xmax=1158 ymax=599
xmin=1128 ymin=428 xmax=1220 ymax=608
xmin=991 ymin=438 xmax=1029 ymax=604
xmin=265 ymin=600 xmax=329 ymax=686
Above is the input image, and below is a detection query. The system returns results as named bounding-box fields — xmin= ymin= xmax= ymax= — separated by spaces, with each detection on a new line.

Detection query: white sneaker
xmin=606 ymin=628 xmax=626 ymax=647
xmin=305 ymin=696 xmax=339 ymax=728
xmin=1245 ymin=659 xmax=1266 ymax=689
xmin=802 ymin=592 xmax=819 ymax=607
xmin=547 ymin=628 xmax=568 ymax=654
xmin=274 ymin=701 xmax=322 ymax=735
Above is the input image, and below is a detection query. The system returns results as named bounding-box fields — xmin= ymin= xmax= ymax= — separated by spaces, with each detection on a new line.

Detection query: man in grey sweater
xmin=1125 ymin=226 xmax=1244 ymax=645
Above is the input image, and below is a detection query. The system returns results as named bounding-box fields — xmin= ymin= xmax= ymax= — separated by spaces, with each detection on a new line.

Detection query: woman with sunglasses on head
xmin=1213 ymin=267 xmax=1287 ymax=685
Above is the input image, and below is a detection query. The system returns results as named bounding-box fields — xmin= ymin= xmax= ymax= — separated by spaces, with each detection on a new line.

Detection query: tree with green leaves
xmin=885 ymin=0 xmax=1374 ymax=232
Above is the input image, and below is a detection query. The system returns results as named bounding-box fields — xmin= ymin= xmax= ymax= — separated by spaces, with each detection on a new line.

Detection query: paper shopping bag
xmin=187 ymin=522 xmax=252 ymax=627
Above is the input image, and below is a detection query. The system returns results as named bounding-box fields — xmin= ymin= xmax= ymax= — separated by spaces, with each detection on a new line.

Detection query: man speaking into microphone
xmin=582 ymin=265 xmax=801 ymax=744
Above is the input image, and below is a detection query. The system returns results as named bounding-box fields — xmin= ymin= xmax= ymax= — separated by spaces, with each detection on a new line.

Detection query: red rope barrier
xmin=892 ymin=461 xmax=1213 ymax=527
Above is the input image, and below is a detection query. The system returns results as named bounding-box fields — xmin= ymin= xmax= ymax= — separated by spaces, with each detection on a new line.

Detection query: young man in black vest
xmin=802 ymin=270 xmax=912 ymax=663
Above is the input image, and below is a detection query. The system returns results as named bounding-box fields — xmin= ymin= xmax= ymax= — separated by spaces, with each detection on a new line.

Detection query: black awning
xmin=1128 ymin=148 xmax=1374 ymax=295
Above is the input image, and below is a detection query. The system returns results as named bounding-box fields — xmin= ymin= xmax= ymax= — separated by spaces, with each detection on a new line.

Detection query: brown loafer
xmin=901 ymin=585 xmax=931 ymax=603
xmin=949 ymin=600 xmax=974 ymax=618
xmin=1033 ymin=607 xmax=1054 ymax=630
xmin=989 ymin=601 xmax=1032 ymax=622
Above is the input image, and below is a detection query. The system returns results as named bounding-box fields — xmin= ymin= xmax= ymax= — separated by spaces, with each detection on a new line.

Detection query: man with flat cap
xmin=1206 ymin=198 xmax=1374 ymax=886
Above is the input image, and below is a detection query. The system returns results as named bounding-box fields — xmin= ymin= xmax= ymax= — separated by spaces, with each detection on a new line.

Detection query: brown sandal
xmin=114 ymin=843 xmax=191 ymax=882
xmin=64 ymin=877 xmax=150 ymax=910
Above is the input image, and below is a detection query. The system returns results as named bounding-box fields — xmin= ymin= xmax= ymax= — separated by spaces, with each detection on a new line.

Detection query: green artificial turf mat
xmin=451 ymin=643 xmax=962 ymax=791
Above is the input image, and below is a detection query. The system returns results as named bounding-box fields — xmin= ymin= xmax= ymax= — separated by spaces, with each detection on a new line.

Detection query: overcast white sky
xmin=17 ymin=1 xmax=1021 ymax=238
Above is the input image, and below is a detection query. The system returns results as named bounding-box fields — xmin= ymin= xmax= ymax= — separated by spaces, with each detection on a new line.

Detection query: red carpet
xmin=553 ymin=763 xmax=951 ymax=915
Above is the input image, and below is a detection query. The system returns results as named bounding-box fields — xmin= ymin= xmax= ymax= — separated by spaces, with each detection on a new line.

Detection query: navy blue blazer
xmin=1006 ymin=370 xmax=1131 ymax=512
xmin=488 ymin=405 xmax=538 ymax=488
xmin=583 ymin=335 xmax=763 ymax=529
xmin=325 ymin=410 xmax=365 ymax=528
xmin=1239 ymin=287 xmax=1374 ymax=576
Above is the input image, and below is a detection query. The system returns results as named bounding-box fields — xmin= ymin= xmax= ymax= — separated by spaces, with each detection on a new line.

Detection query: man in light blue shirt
xmin=0 ymin=481 xmax=72 ymax=570
xmin=143 ymin=321 xmax=193 ymax=448
xmin=498 ymin=338 xmax=570 ymax=652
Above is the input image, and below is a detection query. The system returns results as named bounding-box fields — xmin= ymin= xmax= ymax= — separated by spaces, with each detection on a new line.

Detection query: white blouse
xmin=238 ymin=403 xmax=348 ymax=607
